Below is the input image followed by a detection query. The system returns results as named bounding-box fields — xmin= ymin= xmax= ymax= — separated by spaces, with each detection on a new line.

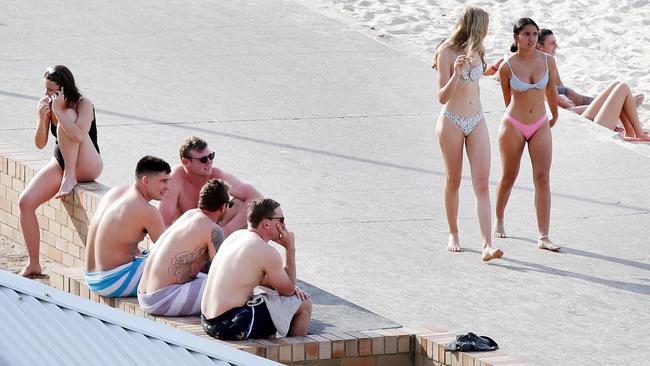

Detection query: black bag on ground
xmin=444 ymin=332 xmax=499 ymax=352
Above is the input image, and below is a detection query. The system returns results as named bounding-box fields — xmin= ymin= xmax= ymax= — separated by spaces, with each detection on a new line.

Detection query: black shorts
xmin=201 ymin=301 xmax=276 ymax=340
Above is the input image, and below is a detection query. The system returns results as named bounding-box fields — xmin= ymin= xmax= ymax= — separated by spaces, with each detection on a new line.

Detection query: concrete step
xmin=49 ymin=265 xmax=526 ymax=365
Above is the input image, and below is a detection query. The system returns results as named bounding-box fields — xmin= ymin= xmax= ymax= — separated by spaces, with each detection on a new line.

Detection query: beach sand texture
xmin=307 ymin=0 xmax=650 ymax=125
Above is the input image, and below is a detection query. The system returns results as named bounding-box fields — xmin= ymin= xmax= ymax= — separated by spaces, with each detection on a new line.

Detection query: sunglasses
xmin=267 ymin=216 xmax=285 ymax=224
xmin=184 ymin=151 xmax=215 ymax=164
xmin=227 ymin=198 xmax=235 ymax=208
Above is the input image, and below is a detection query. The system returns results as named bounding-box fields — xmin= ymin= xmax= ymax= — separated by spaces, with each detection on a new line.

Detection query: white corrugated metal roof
xmin=0 ymin=270 xmax=281 ymax=366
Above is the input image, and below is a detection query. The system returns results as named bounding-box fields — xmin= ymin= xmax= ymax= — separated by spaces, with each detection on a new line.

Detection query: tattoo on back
xmin=168 ymin=247 xmax=207 ymax=283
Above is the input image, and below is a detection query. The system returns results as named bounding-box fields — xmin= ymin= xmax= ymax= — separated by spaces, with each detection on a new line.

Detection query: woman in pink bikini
xmin=494 ymin=18 xmax=561 ymax=251
xmin=433 ymin=6 xmax=503 ymax=261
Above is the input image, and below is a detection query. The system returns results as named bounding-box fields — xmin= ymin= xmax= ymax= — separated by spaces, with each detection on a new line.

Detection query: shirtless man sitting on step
xmin=84 ymin=156 xmax=170 ymax=298
xmin=158 ymin=136 xmax=261 ymax=236
xmin=138 ymin=179 xmax=231 ymax=316
xmin=201 ymin=198 xmax=311 ymax=340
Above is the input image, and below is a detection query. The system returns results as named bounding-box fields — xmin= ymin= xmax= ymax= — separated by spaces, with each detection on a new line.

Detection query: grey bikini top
xmin=507 ymin=54 xmax=549 ymax=92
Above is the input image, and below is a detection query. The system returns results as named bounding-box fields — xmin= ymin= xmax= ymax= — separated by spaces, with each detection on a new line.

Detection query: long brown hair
xmin=44 ymin=65 xmax=82 ymax=108
xmin=432 ymin=6 xmax=489 ymax=71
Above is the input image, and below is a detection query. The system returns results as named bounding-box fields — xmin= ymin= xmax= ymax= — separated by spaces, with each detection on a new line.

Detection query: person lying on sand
xmin=536 ymin=29 xmax=648 ymax=141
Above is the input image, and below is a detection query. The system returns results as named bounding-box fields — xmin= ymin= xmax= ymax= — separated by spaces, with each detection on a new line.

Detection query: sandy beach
xmin=302 ymin=0 xmax=650 ymax=125
xmin=0 ymin=236 xmax=51 ymax=286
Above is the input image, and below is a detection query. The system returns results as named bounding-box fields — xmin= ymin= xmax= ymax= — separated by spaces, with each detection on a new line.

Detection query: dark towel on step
xmin=444 ymin=332 xmax=499 ymax=352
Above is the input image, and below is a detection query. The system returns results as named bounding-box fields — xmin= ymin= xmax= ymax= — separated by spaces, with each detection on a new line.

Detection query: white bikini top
xmin=507 ymin=53 xmax=549 ymax=92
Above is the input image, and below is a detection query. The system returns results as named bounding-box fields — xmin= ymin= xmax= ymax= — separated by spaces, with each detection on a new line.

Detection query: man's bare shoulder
xmin=139 ymin=200 xmax=163 ymax=217
xmin=169 ymin=165 xmax=187 ymax=181
xmin=222 ymin=230 xmax=263 ymax=248
xmin=235 ymin=233 xmax=279 ymax=261
xmin=182 ymin=209 xmax=216 ymax=228
xmin=161 ymin=165 xmax=188 ymax=194
xmin=222 ymin=229 xmax=248 ymax=244
xmin=210 ymin=166 xmax=225 ymax=179
xmin=104 ymin=185 xmax=130 ymax=199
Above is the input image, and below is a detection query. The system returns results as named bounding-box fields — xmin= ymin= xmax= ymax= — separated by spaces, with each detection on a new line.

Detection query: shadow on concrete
xmin=562 ymin=247 xmax=650 ymax=272
xmin=2 ymin=89 xmax=649 ymax=214
xmin=297 ymin=279 xmax=400 ymax=334
xmin=0 ymin=90 xmax=170 ymax=126
xmin=504 ymin=236 xmax=537 ymax=244
xmin=505 ymin=236 xmax=650 ymax=271
xmin=490 ymin=257 xmax=650 ymax=296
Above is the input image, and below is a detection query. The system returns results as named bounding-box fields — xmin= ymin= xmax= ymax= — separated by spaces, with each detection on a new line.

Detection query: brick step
xmin=49 ymin=265 xmax=526 ymax=366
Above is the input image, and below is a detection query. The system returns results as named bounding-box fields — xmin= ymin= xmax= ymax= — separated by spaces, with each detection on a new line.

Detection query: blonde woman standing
xmin=433 ymin=7 xmax=503 ymax=261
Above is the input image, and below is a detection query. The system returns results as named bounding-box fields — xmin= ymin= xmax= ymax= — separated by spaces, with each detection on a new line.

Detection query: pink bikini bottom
xmin=505 ymin=114 xmax=548 ymax=141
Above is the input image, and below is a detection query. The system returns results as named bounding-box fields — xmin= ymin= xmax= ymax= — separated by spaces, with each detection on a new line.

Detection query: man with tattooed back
xmin=137 ymin=179 xmax=231 ymax=316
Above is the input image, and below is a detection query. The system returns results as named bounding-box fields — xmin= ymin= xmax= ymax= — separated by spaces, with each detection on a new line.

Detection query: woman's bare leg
xmin=582 ymin=82 xmax=620 ymax=129
xmin=437 ymin=116 xmax=465 ymax=251
xmin=18 ymin=159 xmax=63 ymax=276
xmin=527 ymin=123 xmax=559 ymax=251
xmin=583 ymin=82 xmax=649 ymax=139
xmin=54 ymin=109 xmax=80 ymax=198
xmin=594 ymin=83 xmax=640 ymax=130
xmin=74 ymin=134 xmax=103 ymax=182
xmin=494 ymin=120 xmax=526 ymax=238
xmin=55 ymin=109 xmax=103 ymax=198
xmin=465 ymin=120 xmax=502 ymax=261
xmin=619 ymin=111 xmax=635 ymax=138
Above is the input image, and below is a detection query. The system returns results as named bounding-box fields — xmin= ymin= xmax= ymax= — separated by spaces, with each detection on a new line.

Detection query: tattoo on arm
xmin=168 ymin=247 xmax=207 ymax=283
xmin=212 ymin=227 xmax=225 ymax=254
xmin=201 ymin=227 xmax=225 ymax=273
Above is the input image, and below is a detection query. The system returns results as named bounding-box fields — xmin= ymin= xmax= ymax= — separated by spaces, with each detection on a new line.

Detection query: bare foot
xmin=538 ymin=236 xmax=560 ymax=252
xmin=493 ymin=221 xmax=506 ymax=238
xmin=482 ymin=246 xmax=504 ymax=261
xmin=55 ymin=176 xmax=78 ymax=199
xmin=18 ymin=263 xmax=42 ymax=278
xmin=447 ymin=233 xmax=461 ymax=252
xmin=634 ymin=94 xmax=644 ymax=108
xmin=623 ymin=132 xmax=650 ymax=142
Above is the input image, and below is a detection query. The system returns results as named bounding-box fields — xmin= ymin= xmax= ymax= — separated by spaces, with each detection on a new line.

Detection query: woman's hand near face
xmin=34 ymin=96 xmax=52 ymax=149
xmin=50 ymin=87 xmax=66 ymax=112
xmin=37 ymin=96 xmax=51 ymax=122
xmin=453 ymin=55 xmax=467 ymax=76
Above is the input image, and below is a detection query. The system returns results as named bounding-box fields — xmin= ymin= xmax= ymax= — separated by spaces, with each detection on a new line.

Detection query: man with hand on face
xmin=138 ymin=179 xmax=231 ymax=316
xmin=201 ymin=198 xmax=312 ymax=340
xmin=84 ymin=156 xmax=170 ymax=298
xmin=158 ymin=136 xmax=261 ymax=235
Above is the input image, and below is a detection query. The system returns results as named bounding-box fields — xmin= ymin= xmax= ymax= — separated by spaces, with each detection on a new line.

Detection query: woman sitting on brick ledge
xmin=18 ymin=65 xmax=103 ymax=277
